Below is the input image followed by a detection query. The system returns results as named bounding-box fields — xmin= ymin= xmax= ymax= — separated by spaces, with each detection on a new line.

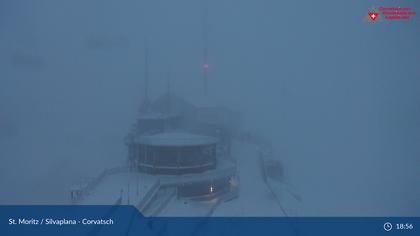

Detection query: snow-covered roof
xmin=137 ymin=112 xmax=179 ymax=120
xmin=150 ymin=94 xmax=196 ymax=115
xmin=136 ymin=132 xmax=218 ymax=147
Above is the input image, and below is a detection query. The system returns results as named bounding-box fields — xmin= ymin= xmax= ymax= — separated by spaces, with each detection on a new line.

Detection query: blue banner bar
xmin=0 ymin=206 xmax=418 ymax=236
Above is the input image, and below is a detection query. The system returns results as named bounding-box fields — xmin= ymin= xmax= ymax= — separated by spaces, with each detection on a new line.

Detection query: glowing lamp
xmin=202 ymin=63 xmax=209 ymax=70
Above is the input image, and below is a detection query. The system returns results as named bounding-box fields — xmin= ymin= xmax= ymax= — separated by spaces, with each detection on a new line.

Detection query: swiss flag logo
xmin=368 ymin=12 xmax=379 ymax=21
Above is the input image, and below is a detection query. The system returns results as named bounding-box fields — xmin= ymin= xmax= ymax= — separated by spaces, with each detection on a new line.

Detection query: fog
xmin=0 ymin=0 xmax=419 ymax=216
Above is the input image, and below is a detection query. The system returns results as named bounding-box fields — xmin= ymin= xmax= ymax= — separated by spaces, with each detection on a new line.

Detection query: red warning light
xmin=368 ymin=12 xmax=379 ymax=21
xmin=202 ymin=63 xmax=209 ymax=70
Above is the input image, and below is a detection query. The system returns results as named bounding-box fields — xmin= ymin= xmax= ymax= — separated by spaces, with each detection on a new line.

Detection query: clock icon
xmin=384 ymin=222 xmax=393 ymax=232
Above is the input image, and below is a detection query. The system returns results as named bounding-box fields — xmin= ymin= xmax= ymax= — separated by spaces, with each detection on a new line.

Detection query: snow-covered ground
xmin=82 ymin=172 xmax=157 ymax=206
xmin=159 ymin=197 xmax=218 ymax=217
xmin=212 ymin=141 xmax=289 ymax=216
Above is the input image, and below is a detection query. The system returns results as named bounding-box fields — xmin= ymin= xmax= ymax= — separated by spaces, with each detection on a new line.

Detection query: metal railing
xmin=71 ymin=166 xmax=129 ymax=203
xmin=136 ymin=180 xmax=161 ymax=212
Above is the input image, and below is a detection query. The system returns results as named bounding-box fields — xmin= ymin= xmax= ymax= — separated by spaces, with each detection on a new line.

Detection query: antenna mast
xmin=166 ymin=66 xmax=172 ymax=115
xmin=202 ymin=0 xmax=209 ymax=96
xmin=144 ymin=39 xmax=150 ymax=101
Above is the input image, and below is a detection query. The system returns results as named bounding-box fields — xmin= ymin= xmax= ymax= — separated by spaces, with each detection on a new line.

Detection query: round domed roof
xmin=136 ymin=132 xmax=218 ymax=147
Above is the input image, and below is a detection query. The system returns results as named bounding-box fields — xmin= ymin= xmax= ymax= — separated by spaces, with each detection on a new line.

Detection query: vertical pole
xmin=144 ymin=38 xmax=150 ymax=101
xmin=127 ymin=180 xmax=130 ymax=205
xmin=136 ymin=173 xmax=139 ymax=196
xmin=167 ymin=67 xmax=171 ymax=114
xmin=202 ymin=0 xmax=208 ymax=96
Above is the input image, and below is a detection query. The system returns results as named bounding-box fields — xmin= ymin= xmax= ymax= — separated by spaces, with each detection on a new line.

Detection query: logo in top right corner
xmin=365 ymin=6 xmax=416 ymax=22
